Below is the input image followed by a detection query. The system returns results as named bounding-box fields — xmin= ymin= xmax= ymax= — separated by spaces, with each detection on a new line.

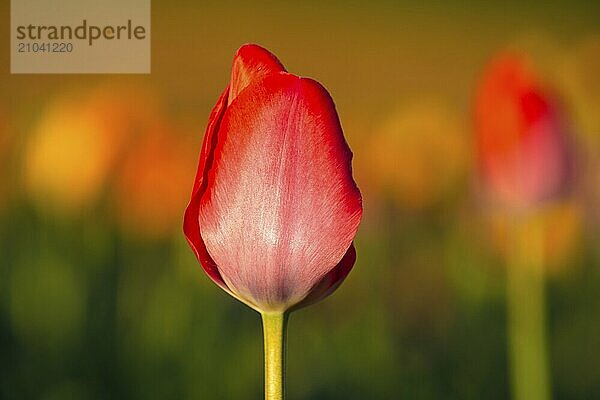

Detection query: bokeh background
xmin=1 ymin=1 xmax=599 ymax=399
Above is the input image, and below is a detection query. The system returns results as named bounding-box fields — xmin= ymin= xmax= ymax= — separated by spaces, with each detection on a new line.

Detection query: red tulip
xmin=183 ymin=44 xmax=362 ymax=313
xmin=474 ymin=52 xmax=571 ymax=209
xmin=475 ymin=54 xmax=574 ymax=400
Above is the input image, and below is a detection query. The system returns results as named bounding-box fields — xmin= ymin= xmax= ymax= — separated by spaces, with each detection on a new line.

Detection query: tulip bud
xmin=474 ymin=52 xmax=571 ymax=210
xmin=183 ymin=44 xmax=362 ymax=313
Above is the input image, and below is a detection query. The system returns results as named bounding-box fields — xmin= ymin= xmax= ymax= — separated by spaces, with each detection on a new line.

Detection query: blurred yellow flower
xmin=364 ymin=99 xmax=470 ymax=210
xmin=486 ymin=201 xmax=582 ymax=275
xmin=23 ymin=86 xmax=161 ymax=214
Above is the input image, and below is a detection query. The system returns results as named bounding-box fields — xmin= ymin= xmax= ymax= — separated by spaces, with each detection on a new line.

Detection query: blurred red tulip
xmin=184 ymin=44 xmax=362 ymax=312
xmin=474 ymin=52 xmax=571 ymax=209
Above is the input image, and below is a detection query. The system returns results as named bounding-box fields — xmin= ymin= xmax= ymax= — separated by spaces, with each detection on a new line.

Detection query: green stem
xmin=261 ymin=312 xmax=288 ymax=400
xmin=507 ymin=217 xmax=551 ymax=400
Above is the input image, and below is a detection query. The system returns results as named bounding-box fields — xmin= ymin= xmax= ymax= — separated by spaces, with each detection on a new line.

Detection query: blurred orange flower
xmin=23 ymin=85 xmax=161 ymax=214
xmin=365 ymin=99 xmax=469 ymax=210
xmin=114 ymin=126 xmax=197 ymax=239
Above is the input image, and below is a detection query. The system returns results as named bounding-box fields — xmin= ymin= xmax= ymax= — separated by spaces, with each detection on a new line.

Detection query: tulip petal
xmin=229 ymin=44 xmax=286 ymax=105
xmin=290 ymin=243 xmax=356 ymax=311
xmin=183 ymin=86 xmax=230 ymax=290
xmin=199 ymin=73 xmax=362 ymax=311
